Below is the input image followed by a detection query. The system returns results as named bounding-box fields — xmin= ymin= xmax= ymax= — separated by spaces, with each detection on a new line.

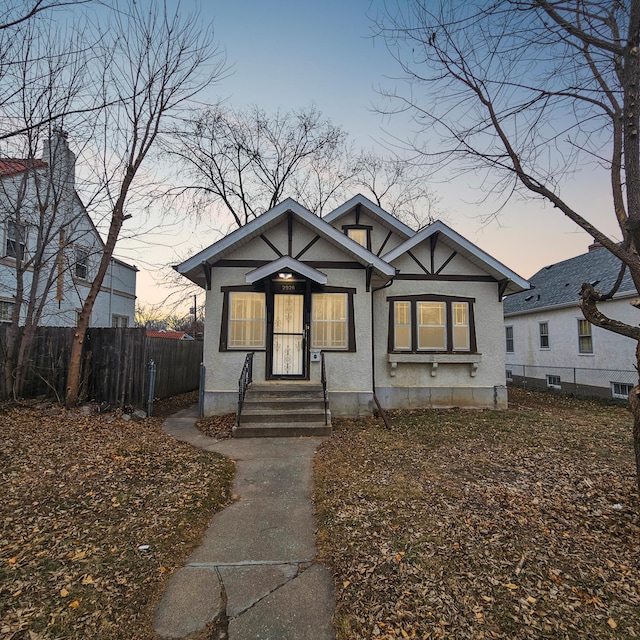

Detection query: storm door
xmin=272 ymin=294 xmax=305 ymax=376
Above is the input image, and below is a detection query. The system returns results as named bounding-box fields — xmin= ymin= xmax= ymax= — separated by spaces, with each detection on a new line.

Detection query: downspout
xmin=371 ymin=268 xmax=395 ymax=430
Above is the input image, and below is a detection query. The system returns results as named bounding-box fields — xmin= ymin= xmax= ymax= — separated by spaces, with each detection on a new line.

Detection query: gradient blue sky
xmin=124 ymin=0 xmax=618 ymax=307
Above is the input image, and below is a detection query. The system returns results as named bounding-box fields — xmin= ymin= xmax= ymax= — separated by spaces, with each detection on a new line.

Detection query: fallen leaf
xmin=608 ymin=618 xmax=617 ymax=629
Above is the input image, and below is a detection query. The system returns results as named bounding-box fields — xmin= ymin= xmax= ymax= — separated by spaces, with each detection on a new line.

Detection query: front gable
xmin=324 ymin=194 xmax=413 ymax=257
xmin=383 ymin=221 xmax=529 ymax=297
xmin=176 ymin=198 xmax=396 ymax=289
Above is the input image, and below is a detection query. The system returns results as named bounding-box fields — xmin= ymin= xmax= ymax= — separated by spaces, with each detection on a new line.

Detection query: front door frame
xmin=265 ymin=277 xmax=311 ymax=380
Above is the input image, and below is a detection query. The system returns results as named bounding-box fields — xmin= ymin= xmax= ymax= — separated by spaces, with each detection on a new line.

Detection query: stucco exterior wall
xmin=373 ymin=276 xmax=507 ymax=410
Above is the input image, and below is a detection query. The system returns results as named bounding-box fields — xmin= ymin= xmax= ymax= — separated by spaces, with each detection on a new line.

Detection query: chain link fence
xmin=506 ymin=364 xmax=637 ymax=401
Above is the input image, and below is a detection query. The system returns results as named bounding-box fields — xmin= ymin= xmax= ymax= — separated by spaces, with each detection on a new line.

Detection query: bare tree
xmin=167 ymin=104 xmax=351 ymax=227
xmin=0 ymin=6 xmax=103 ymax=399
xmin=168 ymin=103 xmax=442 ymax=230
xmin=376 ymin=0 xmax=640 ymax=491
xmin=64 ymin=1 xmax=225 ymax=406
xmin=355 ymin=152 xmax=442 ymax=229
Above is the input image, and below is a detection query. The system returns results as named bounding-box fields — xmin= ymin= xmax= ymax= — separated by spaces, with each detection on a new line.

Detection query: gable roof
xmin=147 ymin=330 xmax=194 ymax=340
xmin=383 ymin=220 xmax=530 ymax=295
xmin=323 ymin=193 xmax=415 ymax=239
xmin=504 ymin=245 xmax=636 ymax=316
xmin=0 ymin=158 xmax=48 ymax=177
xmin=176 ymin=198 xmax=397 ymax=287
xmin=246 ymin=256 xmax=327 ymax=285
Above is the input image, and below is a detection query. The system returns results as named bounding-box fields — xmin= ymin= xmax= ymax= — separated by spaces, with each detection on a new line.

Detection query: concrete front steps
xmin=236 ymin=382 xmax=331 ymax=437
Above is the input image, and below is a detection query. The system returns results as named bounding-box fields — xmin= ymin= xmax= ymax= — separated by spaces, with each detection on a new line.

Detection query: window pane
xmin=505 ymin=326 xmax=514 ymax=352
xmin=312 ymin=293 xmax=348 ymax=349
xmin=347 ymin=228 xmax=367 ymax=247
xmin=0 ymin=301 xmax=14 ymax=322
xmin=6 ymin=221 xmax=26 ymax=260
xmin=228 ymin=292 xmax=265 ymax=348
xmin=394 ymin=301 xmax=411 ymax=350
xmin=418 ymin=325 xmax=446 ymax=350
xmin=578 ymin=319 xmax=593 ymax=353
xmin=539 ymin=322 xmax=549 ymax=348
xmin=417 ymin=302 xmax=445 ymax=350
xmin=452 ymin=302 xmax=469 ymax=350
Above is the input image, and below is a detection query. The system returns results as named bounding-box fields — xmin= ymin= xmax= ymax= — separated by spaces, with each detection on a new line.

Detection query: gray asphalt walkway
xmin=153 ymin=406 xmax=335 ymax=639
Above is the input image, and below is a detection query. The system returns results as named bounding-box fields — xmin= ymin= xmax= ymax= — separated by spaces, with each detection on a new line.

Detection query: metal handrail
xmin=320 ymin=351 xmax=328 ymax=425
xmin=236 ymin=352 xmax=254 ymax=427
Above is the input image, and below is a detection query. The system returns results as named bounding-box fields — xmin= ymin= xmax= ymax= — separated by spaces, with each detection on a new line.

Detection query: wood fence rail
xmin=0 ymin=326 xmax=203 ymax=408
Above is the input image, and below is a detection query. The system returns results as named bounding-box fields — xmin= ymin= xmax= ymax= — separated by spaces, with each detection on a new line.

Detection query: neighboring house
xmin=146 ymin=330 xmax=194 ymax=340
xmin=176 ymin=194 xmax=529 ymax=418
xmin=503 ymin=243 xmax=638 ymax=399
xmin=0 ymin=131 xmax=137 ymax=328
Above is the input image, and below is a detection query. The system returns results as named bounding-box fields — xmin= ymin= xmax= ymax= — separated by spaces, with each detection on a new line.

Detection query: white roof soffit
xmin=324 ymin=193 xmax=415 ymax=239
xmin=176 ymin=197 xmax=396 ymax=285
xmin=246 ymin=256 xmax=328 ymax=285
xmin=383 ymin=220 xmax=530 ymax=295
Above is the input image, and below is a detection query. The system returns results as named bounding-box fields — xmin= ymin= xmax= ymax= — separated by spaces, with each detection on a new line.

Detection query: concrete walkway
xmin=153 ymin=406 xmax=336 ymax=640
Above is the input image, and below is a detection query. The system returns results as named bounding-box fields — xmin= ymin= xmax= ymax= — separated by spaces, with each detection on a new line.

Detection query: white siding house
xmin=177 ymin=195 xmax=529 ymax=418
xmin=0 ymin=131 xmax=137 ymax=328
xmin=504 ymin=244 xmax=638 ymax=398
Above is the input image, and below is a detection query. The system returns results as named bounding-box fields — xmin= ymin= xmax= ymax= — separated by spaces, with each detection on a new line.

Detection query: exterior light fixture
xmin=278 ymin=272 xmax=293 ymax=279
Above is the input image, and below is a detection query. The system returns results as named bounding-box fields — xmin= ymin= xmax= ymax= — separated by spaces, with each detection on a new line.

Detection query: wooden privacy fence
xmin=0 ymin=326 xmax=203 ymax=409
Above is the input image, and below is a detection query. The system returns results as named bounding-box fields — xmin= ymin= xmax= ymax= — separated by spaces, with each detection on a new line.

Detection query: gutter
xmin=504 ymin=289 xmax=638 ymax=318
xmin=370 ymin=269 xmax=395 ymax=430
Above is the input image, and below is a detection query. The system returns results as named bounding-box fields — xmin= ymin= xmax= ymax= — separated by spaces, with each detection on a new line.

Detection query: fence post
xmin=198 ymin=362 xmax=205 ymax=419
xmin=147 ymin=359 xmax=156 ymax=417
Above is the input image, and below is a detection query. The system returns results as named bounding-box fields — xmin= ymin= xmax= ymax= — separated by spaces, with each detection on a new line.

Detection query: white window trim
xmin=5 ymin=220 xmax=27 ymax=260
xmin=577 ymin=318 xmax=594 ymax=355
xmin=546 ymin=374 xmax=561 ymax=390
xmin=611 ymin=382 xmax=633 ymax=400
xmin=539 ymin=321 xmax=550 ymax=350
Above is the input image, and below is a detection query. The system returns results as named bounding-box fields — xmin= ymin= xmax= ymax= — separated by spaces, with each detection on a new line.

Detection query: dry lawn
xmin=1 ymin=393 xmax=234 ymax=640
xmin=314 ymin=387 xmax=640 ymax=640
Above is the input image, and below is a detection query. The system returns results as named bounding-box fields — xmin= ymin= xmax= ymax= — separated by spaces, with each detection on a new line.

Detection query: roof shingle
xmin=503 ymin=246 xmax=635 ymax=316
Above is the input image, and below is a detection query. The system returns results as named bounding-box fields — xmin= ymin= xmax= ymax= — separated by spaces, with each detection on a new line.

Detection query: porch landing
xmin=236 ymin=382 xmax=332 ymax=437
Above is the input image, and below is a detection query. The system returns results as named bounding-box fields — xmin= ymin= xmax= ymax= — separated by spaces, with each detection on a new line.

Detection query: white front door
xmin=272 ymin=294 xmax=305 ymax=376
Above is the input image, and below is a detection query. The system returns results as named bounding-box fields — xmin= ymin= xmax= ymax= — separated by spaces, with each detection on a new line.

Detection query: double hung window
xmin=539 ymin=322 xmax=549 ymax=349
xmin=389 ymin=295 xmax=475 ymax=353
xmin=0 ymin=300 xmax=14 ymax=322
xmin=577 ymin=319 xmax=593 ymax=354
xmin=311 ymin=293 xmax=348 ymax=349
xmin=505 ymin=326 xmax=514 ymax=353
xmin=227 ymin=292 xmax=266 ymax=349
xmin=75 ymin=246 xmax=89 ymax=280
xmin=6 ymin=220 xmax=26 ymax=260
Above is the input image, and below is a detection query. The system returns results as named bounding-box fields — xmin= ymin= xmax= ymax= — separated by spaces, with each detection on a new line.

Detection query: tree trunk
xmin=630 ymin=341 xmax=640 ymax=496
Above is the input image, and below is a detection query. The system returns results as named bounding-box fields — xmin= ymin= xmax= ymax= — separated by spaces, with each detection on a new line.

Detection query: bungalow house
xmin=0 ymin=130 xmax=137 ymax=328
xmin=503 ymin=243 xmax=638 ymax=399
xmin=176 ymin=195 xmax=529 ymax=423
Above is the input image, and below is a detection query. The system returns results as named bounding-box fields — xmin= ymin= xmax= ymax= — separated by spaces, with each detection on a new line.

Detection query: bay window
xmin=389 ymin=295 xmax=476 ymax=353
